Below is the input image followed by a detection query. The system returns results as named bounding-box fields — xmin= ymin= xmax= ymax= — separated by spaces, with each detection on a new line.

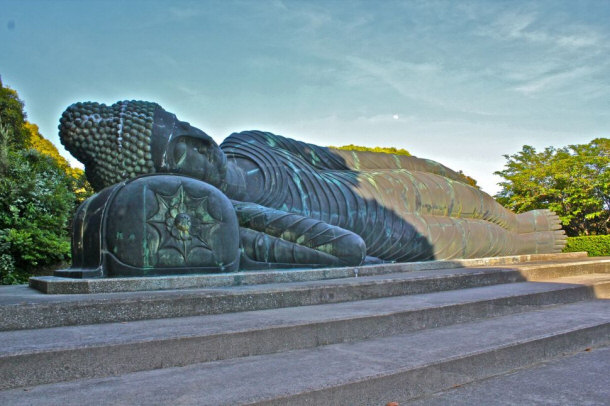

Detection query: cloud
xmin=479 ymin=9 xmax=604 ymax=51
xmin=492 ymin=11 xmax=537 ymax=38
xmin=176 ymin=84 xmax=203 ymax=98
xmin=342 ymin=56 xmax=509 ymax=118
xmin=557 ymin=33 xmax=601 ymax=49
xmin=271 ymin=0 xmax=288 ymax=11
xmin=344 ymin=56 xmax=441 ymax=98
xmin=282 ymin=3 xmax=333 ymax=33
xmin=513 ymin=65 xmax=597 ymax=95
xmin=469 ymin=5 xmax=610 ymax=100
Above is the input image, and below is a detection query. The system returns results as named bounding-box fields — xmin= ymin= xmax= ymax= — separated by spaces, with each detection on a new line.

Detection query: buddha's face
xmin=153 ymin=109 xmax=227 ymax=189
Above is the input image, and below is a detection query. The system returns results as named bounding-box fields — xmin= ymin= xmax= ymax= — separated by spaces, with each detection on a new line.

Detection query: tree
xmin=495 ymin=139 xmax=609 ymax=236
xmin=0 ymin=78 xmax=93 ymax=284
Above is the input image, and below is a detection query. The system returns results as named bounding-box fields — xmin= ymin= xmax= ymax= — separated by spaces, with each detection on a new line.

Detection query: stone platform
xmin=30 ymin=252 xmax=596 ymax=294
xmin=1 ymin=252 xmax=609 ymax=405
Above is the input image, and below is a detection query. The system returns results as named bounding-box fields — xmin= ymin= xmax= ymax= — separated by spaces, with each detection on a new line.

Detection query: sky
xmin=1 ymin=0 xmax=608 ymax=195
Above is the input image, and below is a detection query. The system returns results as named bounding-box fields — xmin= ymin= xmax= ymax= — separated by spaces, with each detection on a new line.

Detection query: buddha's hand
xmin=232 ymin=201 xmax=366 ymax=270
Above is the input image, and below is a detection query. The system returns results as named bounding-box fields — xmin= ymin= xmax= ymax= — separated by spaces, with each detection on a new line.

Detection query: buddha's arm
xmin=233 ymin=201 xmax=366 ymax=268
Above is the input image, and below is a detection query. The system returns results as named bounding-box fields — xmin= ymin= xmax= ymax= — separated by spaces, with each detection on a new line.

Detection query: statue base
xmin=31 ymin=252 xmax=587 ymax=294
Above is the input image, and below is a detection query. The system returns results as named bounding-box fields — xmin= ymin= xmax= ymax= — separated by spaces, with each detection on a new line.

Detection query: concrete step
xmin=2 ymin=256 xmax=609 ymax=331
xmin=407 ymin=345 xmax=610 ymax=406
xmin=1 ymin=300 xmax=607 ymax=405
xmin=496 ymin=256 xmax=610 ymax=280
xmin=2 ymin=274 xmax=608 ymax=390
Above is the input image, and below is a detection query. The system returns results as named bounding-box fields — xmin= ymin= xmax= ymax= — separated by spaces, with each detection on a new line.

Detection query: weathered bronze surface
xmin=57 ymin=100 xmax=566 ymax=277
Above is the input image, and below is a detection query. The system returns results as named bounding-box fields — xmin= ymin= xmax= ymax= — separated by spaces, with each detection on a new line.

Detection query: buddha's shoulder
xmin=223 ymin=131 xmax=281 ymax=144
xmin=222 ymin=131 xmax=316 ymax=151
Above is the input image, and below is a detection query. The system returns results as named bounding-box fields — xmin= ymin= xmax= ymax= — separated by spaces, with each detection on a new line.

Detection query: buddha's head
xmin=59 ymin=101 xmax=227 ymax=191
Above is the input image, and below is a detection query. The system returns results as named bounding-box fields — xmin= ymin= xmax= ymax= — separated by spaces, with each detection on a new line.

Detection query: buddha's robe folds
xmin=220 ymin=131 xmax=553 ymax=261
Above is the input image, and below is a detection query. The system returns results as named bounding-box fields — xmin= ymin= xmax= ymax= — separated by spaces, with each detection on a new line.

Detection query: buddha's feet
xmin=514 ymin=209 xmax=566 ymax=253
xmin=516 ymin=228 xmax=567 ymax=254
xmin=516 ymin=209 xmax=563 ymax=233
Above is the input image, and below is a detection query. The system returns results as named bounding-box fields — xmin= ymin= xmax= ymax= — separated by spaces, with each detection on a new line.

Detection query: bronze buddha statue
xmin=58 ymin=100 xmax=566 ymax=275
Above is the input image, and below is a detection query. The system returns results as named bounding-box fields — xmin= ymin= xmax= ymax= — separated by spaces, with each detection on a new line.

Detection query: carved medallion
xmin=146 ymin=184 xmax=221 ymax=263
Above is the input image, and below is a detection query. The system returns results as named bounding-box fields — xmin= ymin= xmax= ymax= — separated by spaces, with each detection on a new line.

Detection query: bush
xmin=330 ymin=144 xmax=412 ymax=156
xmin=0 ymin=149 xmax=74 ymax=283
xmin=563 ymin=235 xmax=610 ymax=257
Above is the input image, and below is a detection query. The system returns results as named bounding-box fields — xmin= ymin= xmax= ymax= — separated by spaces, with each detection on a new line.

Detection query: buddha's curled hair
xmin=59 ymin=100 xmax=158 ymax=191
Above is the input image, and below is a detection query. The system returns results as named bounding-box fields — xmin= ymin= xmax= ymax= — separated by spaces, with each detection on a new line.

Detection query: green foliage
xmin=0 ymin=149 xmax=74 ymax=283
xmin=495 ymin=139 xmax=610 ymax=236
xmin=563 ymin=235 xmax=610 ymax=257
xmin=456 ymin=170 xmax=479 ymax=189
xmin=0 ymin=77 xmax=30 ymax=149
xmin=26 ymin=122 xmax=71 ymax=171
xmin=330 ymin=144 xmax=412 ymax=156
xmin=0 ymin=78 xmax=93 ymax=284
xmin=25 ymin=121 xmax=93 ymax=205
xmin=0 ymin=115 xmax=10 ymax=173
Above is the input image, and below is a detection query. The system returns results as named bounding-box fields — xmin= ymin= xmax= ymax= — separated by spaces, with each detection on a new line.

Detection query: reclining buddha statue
xmin=57 ymin=100 xmax=566 ymax=277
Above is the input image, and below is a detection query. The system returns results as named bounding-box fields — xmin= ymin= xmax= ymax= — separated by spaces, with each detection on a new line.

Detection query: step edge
xmin=3 ymin=281 xmax=607 ymax=355
xmin=28 ymin=252 xmax=590 ymax=295
xmin=249 ymin=323 xmax=610 ymax=406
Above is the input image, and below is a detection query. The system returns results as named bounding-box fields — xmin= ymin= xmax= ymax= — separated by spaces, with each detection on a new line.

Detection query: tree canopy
xmin=495 ymin=138 xmax=609 ymax=237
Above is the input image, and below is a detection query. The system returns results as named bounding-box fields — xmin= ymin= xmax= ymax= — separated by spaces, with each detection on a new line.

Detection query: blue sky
xmin=1 ymin=0 xmax=608 ymax=194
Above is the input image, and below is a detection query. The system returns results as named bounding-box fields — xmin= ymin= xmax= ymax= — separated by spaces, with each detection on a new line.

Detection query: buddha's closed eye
xmin=174 ymin=139 xmax=188 ymax=165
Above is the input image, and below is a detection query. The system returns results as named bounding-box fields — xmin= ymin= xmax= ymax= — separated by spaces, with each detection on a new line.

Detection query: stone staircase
xmin=0 ymin=252 xmax=608 ymax=405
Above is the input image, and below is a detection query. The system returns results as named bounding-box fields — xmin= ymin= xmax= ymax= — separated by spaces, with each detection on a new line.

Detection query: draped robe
xmin=220 ymin=131 xmax=533 ymax=261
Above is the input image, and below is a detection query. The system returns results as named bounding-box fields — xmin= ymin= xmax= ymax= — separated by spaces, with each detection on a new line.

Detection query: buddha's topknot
xmin=59 ymin=100 xmax=158 ymax=191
